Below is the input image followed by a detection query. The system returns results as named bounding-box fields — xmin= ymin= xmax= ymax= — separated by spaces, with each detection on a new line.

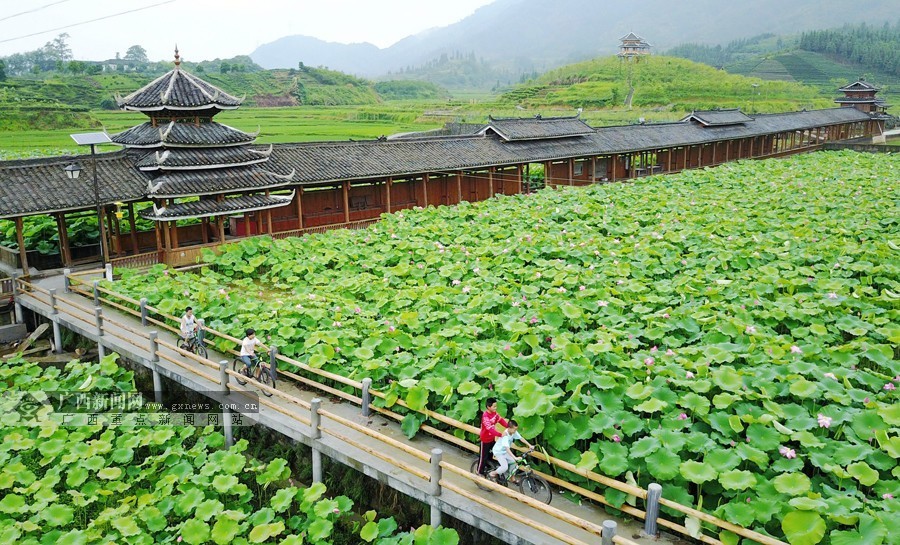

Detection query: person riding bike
xmin=488 ymin=419 xmax=535 ymax=484
xmin=239 ymin=328 xmax=264 ymax=372
xmin=180 ymin=307 xmax=199 ymax=350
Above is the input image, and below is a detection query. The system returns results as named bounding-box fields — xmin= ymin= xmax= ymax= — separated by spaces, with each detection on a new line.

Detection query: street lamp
xmin=66 ymin=131 xmax=112 ymax=268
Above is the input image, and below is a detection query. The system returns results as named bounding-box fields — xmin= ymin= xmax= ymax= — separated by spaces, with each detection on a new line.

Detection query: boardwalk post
xmin=105 ymin=263 xmax=113 ymax=281
xmin=310 ymin=398 xmax=322 ymax=483
xmin=602 ymin=520 xmax=617 ymax=545
xmin=49 ymin=289 xmax=62 ymax=353
xmin=149 ymin=332 xmax=163 ymax=404
xmin=140 ymin=298 xmax=148 ymax=326
xmin=94 ymin=306 xmax=105 ymax=358
xmin=429 ymin=448 xmax=443 ymax=527
xmin=361 ymin=377 xmax=372 ymax=417
xmin=644 ymin=483 xmax=662 ymax=537
xmin=63 ymin=268 xmax=71 ymax=293
xmin=220 ymin=360 xmax=233 ymax=447
xmin=219 ymin=360 xmax=229 ymax=395
xmin=268 ymin=346 xmax=278 ymax=386
xmin=92 ymin=280 xmax=100 ymax=306
xmin=11 ymin=272 xmax=23 ymax=324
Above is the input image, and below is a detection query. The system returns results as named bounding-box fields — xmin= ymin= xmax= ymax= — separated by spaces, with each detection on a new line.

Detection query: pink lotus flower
xmin=388 ymin=326 xmax=395 ymax=332
xmin=462 ymin=286 xmax=471 ymax=293
xmin=598 ymin=300 xmax=609 ymax=307
xmin=745 ymin=326 xmax=756 ymax=334
xmin=817 ymin=414 xmax=832 ymax=428
xmin=332 ymin=321 xmax=341 ymax=327
xmin=644 ymin=357 xmax=655 ymax=366
xmin=512 ymin=301 xmax=520 ymax=307
xmin=535 ymin=272 xmax=542 ymax=278
xmin=218 ymin=288 xmax=226 ymax=295
xmin=504 ymin=344 xmax=511 ymax=351
xmin=681 ymin=259 xmax=687 ymax=265
xmin=333 ymin=508 xmax=341 ymax=514
xmin=665 ymin=349 xmax=675 ymax=357
xmin=827 ymin=292 xmax=838 ymax=299
xmin=579 ymin=285 xmax=586 ymax=291
xmin=354 ymin=307 xmax=361 ymax=314
xmin=884 ymin=493 xmax=894 ymax=500
xmin=473 ymin=267 xmax=480 ymax=273
xmin=864 ymin=397 xmax=870 ymax=404
xmin=177 ymin=537 xmax=182 ymax=543
xmin=885 ymin=383 xmax=896 ymax=391
xmin=677 ymin=413 xmax=688 ymax=420
xmin=686 ymin=371 xmax=695 ymax=379
xmin=163 ymin=270 xmax=169 ymax=276
xmin=791 ymin=345 xmax=802 ymax=354
xmin=662 ymin=313 xmax=670 ymax=319
xmin=530 ymin=317 xmax=538 ymax=324
xmin=778 ymin=446 xmax=797 ymax=459
xmin=612 ymin=434 xmax=621 ymax=442
xmin=824 ymin=372 xmax=837 ymax=380
xmin=650 ymin=346 xmax=658 ymax=353
xmin=557 ymin=287 xmax=567 ymax=293
xmin=452 ymin=279 xmax=461 ymax=286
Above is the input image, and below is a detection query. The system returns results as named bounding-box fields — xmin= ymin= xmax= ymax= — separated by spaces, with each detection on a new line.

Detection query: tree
xmin=42 ymin=33 xmax=72 ymax=62
xmin=0 ymin=60 xmax=5 ymax=81
xmin=124 ymin=45 xmax=148 ymax=63
xmin=220 ymin=62 xmax=231 ymax=73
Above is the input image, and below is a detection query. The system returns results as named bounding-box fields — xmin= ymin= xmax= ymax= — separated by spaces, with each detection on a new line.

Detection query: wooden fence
xmin=23 ymin=272 xmax=788 ymax=545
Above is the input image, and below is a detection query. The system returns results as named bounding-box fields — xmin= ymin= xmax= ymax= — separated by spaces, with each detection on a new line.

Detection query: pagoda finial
xmin=174 ymin=45 xmax=181 ymax=67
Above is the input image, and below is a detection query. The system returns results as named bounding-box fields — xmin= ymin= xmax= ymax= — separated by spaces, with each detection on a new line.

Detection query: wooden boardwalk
xmin=10 ymin=270 xmax=787 ymax=545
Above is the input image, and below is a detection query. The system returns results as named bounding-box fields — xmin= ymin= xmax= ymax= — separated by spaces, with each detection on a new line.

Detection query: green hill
xmin=500 ymin=56 xmax=832 ymax=115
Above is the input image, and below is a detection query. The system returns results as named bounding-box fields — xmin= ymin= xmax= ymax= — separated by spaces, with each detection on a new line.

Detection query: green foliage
xmin=0 ymin=354 xmax=455 ymax=544
xmin=801 ymin=22 xmax=900 ymax=78
xmin=111 ymin=151 xmax=900 ymax=544
xmin=374 ymin=80 xmax=447 ymax=101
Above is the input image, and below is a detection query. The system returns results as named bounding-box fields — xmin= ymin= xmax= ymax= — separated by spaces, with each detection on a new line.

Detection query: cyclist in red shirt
xmin=477 ymin=397 xmax=508 ymax=475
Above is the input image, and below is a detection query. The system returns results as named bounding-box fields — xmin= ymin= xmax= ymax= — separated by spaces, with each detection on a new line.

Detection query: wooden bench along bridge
xmin=6 ymin=269 xmax=788 ymax=545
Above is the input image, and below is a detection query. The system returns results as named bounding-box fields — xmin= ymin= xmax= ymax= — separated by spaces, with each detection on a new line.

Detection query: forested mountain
xmin=250 ymin=0 xmax=899 ymax=89
xmin=800 ymin=23 xmax=900 ymax=77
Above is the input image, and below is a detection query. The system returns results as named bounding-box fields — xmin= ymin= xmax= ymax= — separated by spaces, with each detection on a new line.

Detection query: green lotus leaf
xmin=706 ymin=449 xmax=741 ymax=472
xmin=629 ymin=436 xmax=661 ymax=458
xmin=212 ymin=474 xmax=239 ymax=494
xmin=42 ymin=504 xmax=74 ymax=527
xmin=829 ymin=514 xmax=886 ymax=545
xmin=307 ymin=518 xmax=333 ymax=542
xmin=846 ymin=461 xmax=879 ymax=487
xmin=271 ymin=487 xmax=297 ymax=513
xmin=789 ymin=379 xmax=818 ymax=398
xmin=597 ymin=442 xmax=629 ymax=476
xmin=97 ymin=467 xmax=122 ymax=480
xmin=548 ymin=421 xmax=577 ymax=450
xmin=111 ymin=516 xmax=141 ymax=537
xmin=645 ymin=449 xmax=681 ymax=480
xmin=405 ymin=386 xmax=429 ymax=411
xmin=457 ymin=381 xmax=481 ymax=395
xmin=789 ymin=497 xmax=828 ymax=511
xmin=781 ymin=511 xmax=826 ymax=545
xmin=56 ymin=530 xmax=88 ymax=545
xmin=195 ymin=499 xmax=224 ymax=521
xmin=182 ymin=518 xmax=211 ymax=544
xmin=0 ymin=494 xmax=26 ymax=514
xmin=878 ymin=403 xmax=900 ymax=426
xmin=220 ymin=452 xmax=246 ymax=474
xmin=429 ymin=527 xmax=460 ymax=545
xmin=680 ymin=461 xmax=717 ymax=484
xmin=774 ymin=473 xmax=812 ymax=496
xmin=401 ymin=413 xmax=423 ymax=439
xmin=575 ymin=450 xmax=599 ymax=472
xmin=248 ymin=521 xmax=285 ymax=543
xmin=257 ymin=458 xmax=290 ymax=485
xmin=211 ymin=518 xmax=240 ymax=545
xmin=625 ymin=382 xmax=654 ymax=400
xmin=360 ymin=521 xmax=379 ymax=542
xmin=719 ymin=469 xmax=756 ymax=490
xmin=712 ymin=366 xmax=743 ymax=391
xmin=634 ymin=397 xmax=668 ymax=413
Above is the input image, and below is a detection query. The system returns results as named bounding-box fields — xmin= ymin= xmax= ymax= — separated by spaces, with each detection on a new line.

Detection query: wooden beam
xmin=568 ymin=159 xmax=574 ymax=185
xmin=162 ymin=218 xmax=171 ymax=251
xmin=170 ymin=219 xmax=179 ymax=249
xmin=201 ymin=218 xmax=209 ymax=244
xmin=127 ymin=203 xmax=138 ymax=254
xmin=385 ymin=178 xmax=392 ymax=213
xmin=423 ymin=173 xmax=430 ymax=206
xmin=265 ymin=190 xmax=273 ymax=234
xmin=296 ymin=188 xmax=304 ymax=229
xmin=343 ymin=181 xmax=350 ymax=223
xmin=517 ymin=164 xmax=523 ymax=193
xmin=456 ymin=172 xmax=463 ymax=202
xmin=14 ymin=216 xmax=29 ymax=273
xmin=56 ymin=213 xmax=71 ymax=267
xmin=488 ymin=167 xmax=494 ymax=196
xmin=99 ymin=206 xmax=110 ymax=264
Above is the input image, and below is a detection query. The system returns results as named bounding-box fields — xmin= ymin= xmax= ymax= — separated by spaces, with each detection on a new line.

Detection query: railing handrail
xmin=46 ymin=272 xmax=786 ymax=545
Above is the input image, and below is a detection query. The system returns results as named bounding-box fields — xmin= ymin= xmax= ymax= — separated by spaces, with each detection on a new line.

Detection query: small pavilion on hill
xmin=836 ymin=79 xmax=890 ymax=116
xmin=618 ymin=32 xmax=651 ymax=59
xmin=111 ymin=49 xmax=296 ymax=258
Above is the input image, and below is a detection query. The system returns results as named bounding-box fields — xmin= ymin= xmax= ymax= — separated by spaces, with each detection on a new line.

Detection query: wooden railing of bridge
xmin=17 ymin=272 xmax=788 ymax=545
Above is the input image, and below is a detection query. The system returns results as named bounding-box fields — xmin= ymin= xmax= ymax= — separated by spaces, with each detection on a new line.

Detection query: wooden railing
xmin=44 ymin=273 xmax=788 ymax=545
xmin=109 ymin=251 xmax=159 ymax=269
xmin=0 ymin=277 xmax=13 ymax=297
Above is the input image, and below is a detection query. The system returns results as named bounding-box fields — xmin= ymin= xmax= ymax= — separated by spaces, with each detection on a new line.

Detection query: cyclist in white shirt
xmin=239 ymin=328 xmax=263 ymax=370
xmin=180 ymin=307 xmax=198 ymax=349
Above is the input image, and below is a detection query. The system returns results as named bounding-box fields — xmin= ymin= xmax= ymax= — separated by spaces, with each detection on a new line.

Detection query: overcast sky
xmin=0 ymin=0 xmax=497 ymax=61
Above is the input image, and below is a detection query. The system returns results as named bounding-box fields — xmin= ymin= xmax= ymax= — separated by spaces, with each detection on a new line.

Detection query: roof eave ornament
xmin=174 ymin=45 xmax=181 ymax=68
xmin=250 ymin=144 xmax=274 ymax=157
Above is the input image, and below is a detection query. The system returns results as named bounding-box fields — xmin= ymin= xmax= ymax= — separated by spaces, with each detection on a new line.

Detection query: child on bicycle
xmin=478 ymin=397 xmax=508 ymax=476
xmin=488 ymin=419 xmax=534 ymax=484
xmin=180 ymin=307 xmax=199 ymax=350
xmin=239 ymin=328 xmax=264 ymax=371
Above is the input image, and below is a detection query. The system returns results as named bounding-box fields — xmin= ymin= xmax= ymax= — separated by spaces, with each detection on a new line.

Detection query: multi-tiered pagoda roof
xmin=111 ymin=49 xmax=294 ymax=221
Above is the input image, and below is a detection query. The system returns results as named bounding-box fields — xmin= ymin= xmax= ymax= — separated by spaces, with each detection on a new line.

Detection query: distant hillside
xmin=250 ymin=0 xmax=899 ymax=88
xmin=500 ymin=56 xmax=832 ymax=115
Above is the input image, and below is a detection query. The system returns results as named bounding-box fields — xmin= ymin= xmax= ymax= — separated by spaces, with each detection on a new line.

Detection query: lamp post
xmin=67 ymin=132 xmax=112 ymax=268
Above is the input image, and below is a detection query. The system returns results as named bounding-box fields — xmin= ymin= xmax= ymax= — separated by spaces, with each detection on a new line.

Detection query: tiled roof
xmin=682 ymin=109 xmax=754 ymax=126
xmin=479 ymin=116 xmax=595 ymax=141
xmin=111 ymin=121 xmax=257 ymax=148
xmin=834 ymin=97 xmax=888 ymax=105
xmin=264 ymin=108 xmax=873 ymax=184
xmin=620 ymin=32 xmax=643 ymax=41
xmin=838 ymin=80 xmax=880 ymax=92
xmin=116 ymin=67 xmax=242 ymax=111
xmin=135 ymin=146 xmax=272 ymax=171
xmin=0 ymin=151 xmax=149 ymax=218
xmin=148 ymin=166 xmax=296 ymax=198
xmin=140 ymin=192 xmax=295 ymax=221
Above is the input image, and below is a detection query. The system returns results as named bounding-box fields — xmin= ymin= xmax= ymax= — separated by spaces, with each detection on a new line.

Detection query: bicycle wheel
xmin=470 ymin=458 xmax=495 ymax=491
xmin=191 ymin=342 xmax=208 ymax=360
xmin=519 ymin=474 xmax=552 ymax=504
xmin=257 ymin=366 xmax=274 ymax=397
xmin=232 ymin=359 xmax=248 ymax=385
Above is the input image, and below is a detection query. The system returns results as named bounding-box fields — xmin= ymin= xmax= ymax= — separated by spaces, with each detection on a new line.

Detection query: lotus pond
xmin=112 ymin=150 xmax=899 ymax=545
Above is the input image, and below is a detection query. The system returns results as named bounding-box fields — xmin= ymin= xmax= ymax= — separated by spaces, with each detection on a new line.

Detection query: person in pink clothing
xmin=477 ymin=397 xmax=507 ymax=476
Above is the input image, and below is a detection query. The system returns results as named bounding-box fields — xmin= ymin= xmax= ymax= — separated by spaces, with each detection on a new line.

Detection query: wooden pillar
xmin=163 ymin=219 xmax=172 ymax=251
xmin=748 ymin=138 xmax=754 ymax=158
xmin=568 ymin=159 xmax=574 ymax=186
xmin=14 ymin=217 xmax=29 ymax=273
xmin=611 ymin=156 xmax=617 ymax=182
xmin=456 ymin=172 xmax=462 ymax=202
xmin=423 ymin=173 xmax=430 ymax=206
xmin=343 ymin=181 xmax=350 ymax=223
xmin=170 ymin=220 xmax=179 ymax=249
xmin=265 ymin=190 xmax=274 ymax=234
xmin=517 ymin=164 xmax=523 ymax=193
xmin=488 ymin=167 xmax=494 ymax=196
xmin=201 ymin=218 xmax=209 ymax=244
xmin=127 ymin=203 xmax=139 ymax=254
xmin=697 ymin=146 xmax=703 ymax=168
xmin=99 ymin=206 xmax=110 ymax=265
xmin=56 ymin=213 xmax=72 ymax=267
xmin=385 ymin=178 xmax=392 ymax=212
xmin=712 ymin=142 xmax=717 ymax=164
xmin=111 ymin=212 xmax=122 ymax=257
xmin=294 ymin=189 xmax=303 ymax=229
xmin=725 ymin=141 xmax=731 ymax=162
xmin=524 ymin=164 xmax=530 ymax=193
xmin=591 ymin=157 xmax=597 ymax=184
xmin=154 ymin=219 xmax=163 ymax=254
xmin=666 ymin=149 xmax=672 ymax=172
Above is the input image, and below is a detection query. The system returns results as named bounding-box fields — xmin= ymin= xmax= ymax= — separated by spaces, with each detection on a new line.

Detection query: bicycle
xmin=470 ymin=448 xmax=552 ymax=504
xmin=181 ymin=325 xmax=208 ymax=359
xmin=231 ymin=355 xmax=274 ymax=397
